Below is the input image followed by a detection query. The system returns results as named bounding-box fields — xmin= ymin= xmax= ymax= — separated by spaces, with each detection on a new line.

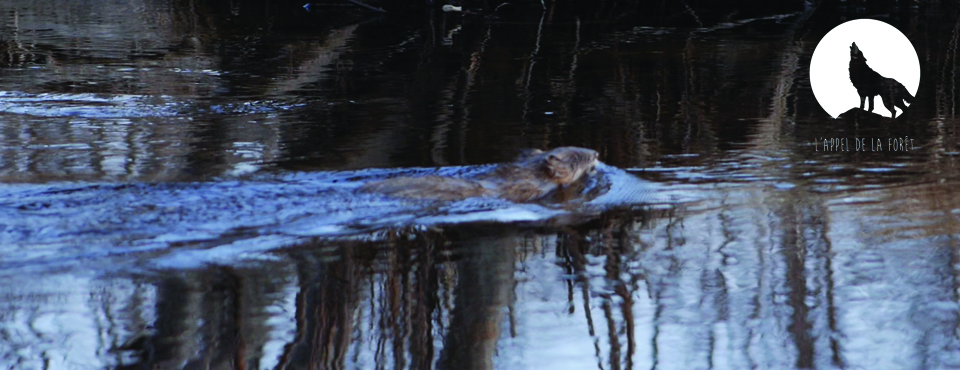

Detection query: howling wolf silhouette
xmin=848 ymin=42 xmax=914 ymax=118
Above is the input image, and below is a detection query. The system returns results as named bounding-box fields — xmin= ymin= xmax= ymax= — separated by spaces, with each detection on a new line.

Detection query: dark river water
xmin=3 ymin=0 xmax=960 ymax=369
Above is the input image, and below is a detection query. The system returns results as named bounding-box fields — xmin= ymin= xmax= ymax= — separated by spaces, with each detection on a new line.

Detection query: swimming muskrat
xmin=360 ymin=146 xmax=600 ymax=202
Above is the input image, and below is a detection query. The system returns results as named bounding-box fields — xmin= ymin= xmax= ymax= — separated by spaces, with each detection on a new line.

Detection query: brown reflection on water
xmin=3 ymin=0 xmax=960 ymax=369
xmin=0 ymin=0 xmax=367 ymax=181
xmin=5 ymin=191 xmax=959 ymax=369
xmin=1 ymin=0 xmax=957 ymax=180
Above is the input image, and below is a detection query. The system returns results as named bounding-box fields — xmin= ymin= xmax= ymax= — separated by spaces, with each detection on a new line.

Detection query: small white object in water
xmin=442 ymin=4 xmax=462 ymax=12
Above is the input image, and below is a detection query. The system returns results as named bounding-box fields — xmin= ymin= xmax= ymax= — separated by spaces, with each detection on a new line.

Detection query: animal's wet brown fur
xmin=360 ymin=147 xmax=600 ymax=202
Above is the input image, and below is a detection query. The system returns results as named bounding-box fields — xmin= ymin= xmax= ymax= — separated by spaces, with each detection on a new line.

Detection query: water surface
xmin=2 ymin=0 xmax=960 ymax=369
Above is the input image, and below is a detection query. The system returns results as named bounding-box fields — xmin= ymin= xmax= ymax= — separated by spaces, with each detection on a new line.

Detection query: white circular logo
xmin=810 ymin=19 xmax=919 ymax=119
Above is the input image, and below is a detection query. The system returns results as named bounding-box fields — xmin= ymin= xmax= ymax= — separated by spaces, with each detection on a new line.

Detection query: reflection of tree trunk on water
xmin=557 ymin=215 xmax=645 ymax=370
xmin=555 ymin=17 xmax=581 ymax=149
xmin=680 ymin=33 xmax=701 ymax=153
xmin=188 ymin=268 xmax=250 ymax=370
xmin=779 ymin=201 xmax=814 ymax=369
xmin=134 ymin=277 xmax=195 ymax=368
xmin=779 ymin=200 xmax=844 ymax=368
xmin=276 ymin=234 xmax=448 ymax=370
xmin=437 ymin=229 xmax=517 ymax=370
xmin=119 ymin=270 xmax=249 ymax=369
xmin=277 ymin=249 xmax=359 ymax=370
xmin=406 ymin=233 xmax=441 ymax=370
xmin=752 ymin=2 xmax=814 ymax=153
xmin=557 ymin=226 xmax=605 ymax=368
xmin=520 ymin=11 xmax=546 ymax=138
xmin=932 ymin=15 xmax=960 ymax=171
xmin=599 ymin=220 xmax=635 ymax=370
xmin=431 ymin=24 xmax=492 ymax=166
xmin=935 ymin=16 xmax=960 ymax=118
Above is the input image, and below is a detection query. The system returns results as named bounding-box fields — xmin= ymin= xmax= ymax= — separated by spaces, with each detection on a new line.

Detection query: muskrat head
xmin=543 ymin=147 xmax=599 ymax=185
